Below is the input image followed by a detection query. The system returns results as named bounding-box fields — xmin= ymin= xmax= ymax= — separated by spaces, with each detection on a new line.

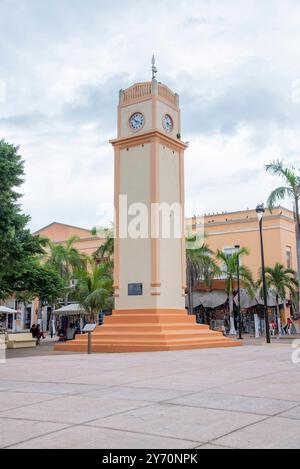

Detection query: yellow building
xmin=35 ymin=207 xmax=298 ymax=281
xmin=186 ymin=206 xmax=297 ymax=279
xmin=35 ymin=208 xmax=297 ymax=280
xmin=34 ymin=222 xmax=104 ymax=257
xmin=186 ymin=206 xmax=299 ymax=333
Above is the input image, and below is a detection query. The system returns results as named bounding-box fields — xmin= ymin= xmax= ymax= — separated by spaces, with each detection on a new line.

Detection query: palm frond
xmin=74 ymin=255 xmax=114 ymax=319
xmin=265 ymin=161 xmax=298 ymax=185
xmin=267 ymin=187 xmax=293 ymax=210
xmin=259 ymin=262 xmax=298 ymax=303
xmin=266 ymin=160 xmax=300 ymax=211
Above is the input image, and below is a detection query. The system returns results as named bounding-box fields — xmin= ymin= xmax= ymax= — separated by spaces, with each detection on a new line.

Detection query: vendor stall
xmin=0 ymin=306 xmax=19 ymax=332
xmin=53 ymin=304 xmax=92 ymax=341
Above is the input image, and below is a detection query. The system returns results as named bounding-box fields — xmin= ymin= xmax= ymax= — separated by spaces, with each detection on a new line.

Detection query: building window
xmin=218 ymin=247 xmax=240 ymax=279
xmin=223 ymin=247 xmax=237 ymax=258
xmin=24 ymin=307 xmax=32 ymax=329
xmin=286 ymin=247 xmax=292 ymax=269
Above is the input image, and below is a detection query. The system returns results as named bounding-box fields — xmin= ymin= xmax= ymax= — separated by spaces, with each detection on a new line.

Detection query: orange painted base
xmin=54 ymin=309 xmax=242 ymax=353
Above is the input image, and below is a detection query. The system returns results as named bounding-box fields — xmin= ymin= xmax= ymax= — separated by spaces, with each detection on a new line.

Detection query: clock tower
xmin=111 ymin=67 xmax=187 ymax=313
xmin=54 ymin=59 xmax=241 ymax=352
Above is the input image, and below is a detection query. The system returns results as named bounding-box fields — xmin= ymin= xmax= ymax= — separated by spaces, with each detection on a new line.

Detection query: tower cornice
xmin=110 ymin=129 xmax=188 ymax=151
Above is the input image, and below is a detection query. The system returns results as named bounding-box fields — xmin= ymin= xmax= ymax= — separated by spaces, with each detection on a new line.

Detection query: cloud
xmin=61 ymin=75 xmax=128 ymax=133
xmin=0 ymin=0 xmax=299 ymax=231
xmin=182 ymin=79 xmax=288 ymax=136
xmin=0 ymin=112 xmax=46 ymax=128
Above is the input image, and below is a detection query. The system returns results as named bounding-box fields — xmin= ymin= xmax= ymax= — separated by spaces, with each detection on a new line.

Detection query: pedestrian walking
xmin=35 ymin=325 xmax=45 ymax=345
xmin=50 ymin=319 xmax=56 ymax=338
xmin=287 ymin=317 xmax=293 ymax=335
xmin=270 ymin=320 xmax=276 ymax=337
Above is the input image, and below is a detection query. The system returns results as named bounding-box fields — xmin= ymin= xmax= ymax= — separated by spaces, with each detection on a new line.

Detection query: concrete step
xmin=53 ymin=309 xmax=241 ymax=354
xmin=106 ymin=315 xmax=197 ymax=325
xmin=73 ymin=331 xmax=222 ymax=342
xmin=110 ymin=309 xmax=191 ymax=316
xmin=55 ymin=338 xmax=241 ymax=353
xmin=60 ymin=335 xmax=234 ymax=346
xmin=90 ymin=324 xmax=210 ymax=333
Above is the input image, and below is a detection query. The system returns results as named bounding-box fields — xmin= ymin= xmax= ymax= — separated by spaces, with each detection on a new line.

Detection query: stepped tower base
xmin=54 ymin=309 xmax=242 ymax=353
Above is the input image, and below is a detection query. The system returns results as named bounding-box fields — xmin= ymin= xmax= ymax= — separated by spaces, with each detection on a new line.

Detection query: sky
xmin=1 ymin=0 xmax=300 ymax=231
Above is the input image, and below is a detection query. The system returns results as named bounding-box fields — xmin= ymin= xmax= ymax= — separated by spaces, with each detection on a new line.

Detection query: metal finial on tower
xmin=152 ymin=54 xmax=157 ymax=80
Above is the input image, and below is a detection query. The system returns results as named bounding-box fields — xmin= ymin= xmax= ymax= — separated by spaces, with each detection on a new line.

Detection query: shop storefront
xmin=53 ymin=304 xmax=98 ymax=341
xmin=0 ymin=306 xmax=19 ymax=332
xmin=191 ymin=289 xmax=294 ymax=337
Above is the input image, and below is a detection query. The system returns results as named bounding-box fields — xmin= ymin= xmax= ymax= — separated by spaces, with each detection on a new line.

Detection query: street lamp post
xmin=256 ymin=204 xmax=271 ymax=344
xmin=235 ymin=245 xmax=243 ymax=340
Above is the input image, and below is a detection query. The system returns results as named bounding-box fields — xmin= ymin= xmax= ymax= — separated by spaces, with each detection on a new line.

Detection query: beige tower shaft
xmin=111 ymin=80 xmax=187 ymax=310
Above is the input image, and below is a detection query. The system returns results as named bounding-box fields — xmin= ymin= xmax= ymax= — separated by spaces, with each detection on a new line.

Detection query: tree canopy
xmin=13 ymin=258 xmax=65 ymax=306
xmin=0 ymin=140 xmax=45 ymax=300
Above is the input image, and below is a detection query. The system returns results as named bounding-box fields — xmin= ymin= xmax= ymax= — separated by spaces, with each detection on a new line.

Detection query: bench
xmin=7 ymin=333 xmax=37 ymax=349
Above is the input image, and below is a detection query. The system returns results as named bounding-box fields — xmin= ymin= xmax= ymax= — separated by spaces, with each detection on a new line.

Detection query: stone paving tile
xmin=10 ymin=425 xmax=200 ymax=449
xmin=0 ymin=381 xmax=19 ymax=391
xmin=209 ymin=379 xmax=300 ymax=402
xmin=1 ymin=345 xmax=298 ymax=449
xmin=166 ymin=392 xmax=298 ymax=416
xmin=83 ymin=386 xmax=192 ymax=403
xmin=214 ymin=416 xmax=300 ymax=449
xmin=0 ymin=391 xmax=59 ymax=412
xmin=68 ymin=373 xmax=157 ymax=386
xmin=0 ymin=418 xmax=69 ymax=448
xmin=72 ymin=369 xmax=189 ymax=387
xmin=89 ymin=403 xmax=265 ymax=442
xmin=1 ymin=395 xmax=151 ymax=425
xmin=277 ymin=405 xmax=300 ymax=420
xmin=125 ymin=373 xmax=240 ymax=392
xmin=254 ymin=369 xmax=300 ymax=385
xmin=0 ymin=370 xmax=84 ymax=383
xmin=0 ymin=381 xmax=108 ymax=396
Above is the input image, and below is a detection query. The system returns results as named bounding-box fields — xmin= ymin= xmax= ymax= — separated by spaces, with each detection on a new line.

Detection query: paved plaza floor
xmin=1 ymin=343 xmax=300 ymax=449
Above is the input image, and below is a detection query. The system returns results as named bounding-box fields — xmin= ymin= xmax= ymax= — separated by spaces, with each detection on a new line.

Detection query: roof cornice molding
xmin=110 ymin=129 xmax=188 ymax=151
xmin=33 ymin=221 xmax=92 ymax=236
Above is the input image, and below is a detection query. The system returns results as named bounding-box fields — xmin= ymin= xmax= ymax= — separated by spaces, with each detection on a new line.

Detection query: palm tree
xmin=216 ymin=247 xmax=254 ymax=335
xmin=186 ymin=235 xmax=220 ymax=314
xmin=46 ymin=235 xmax=86 ymax=305
xmin=266 ymin=160 xmax=300 ymax=310
xmin=257 ymin=263 xmax=298 ymax=335
xmin=93 ymin=227 xmax=114 ymax=263
xmin=74 ymin=257 xmax=114 ymax=322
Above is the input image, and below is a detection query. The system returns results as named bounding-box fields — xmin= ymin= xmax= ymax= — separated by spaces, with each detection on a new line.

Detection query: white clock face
xmin=129 ymin=112 xmax=145 ymax=131
xmin=163 ymin=114 xmax=174 ymax=133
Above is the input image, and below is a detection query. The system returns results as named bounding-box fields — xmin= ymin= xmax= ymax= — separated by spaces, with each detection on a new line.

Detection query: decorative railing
xmin=121 ymin=82 xmax=178 ymax=107
xmin=123 ymin=83 xmax=152 ymax=102
xmin=158 ymin=84 xmax=177 ymax=106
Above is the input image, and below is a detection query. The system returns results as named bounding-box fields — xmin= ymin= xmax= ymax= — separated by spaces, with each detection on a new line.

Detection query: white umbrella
xmin=0 ymin=306 xmax=18 ymax=332
xmin=0 ymin=306 xmax=18 ymax=314
xmin=53 ymin=304 xmax=86 ymax=316
xmin=192 ymin=291 xmax=228 ymax=309
xmin=235 ymin=289 xmax=258 ymax=309
xmin=255 ymin=291 xmax=285 ymax=308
